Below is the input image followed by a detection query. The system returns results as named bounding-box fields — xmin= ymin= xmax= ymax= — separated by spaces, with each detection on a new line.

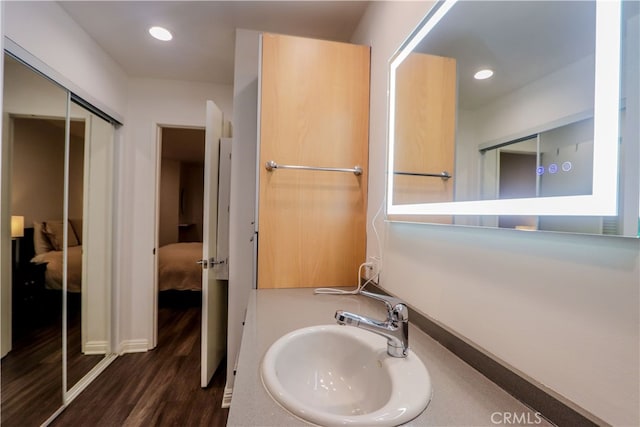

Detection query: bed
xmin=157 ymin=242 xmax=203 ymax=291
xmin=29 ymin=220 xmax=83 ymax=293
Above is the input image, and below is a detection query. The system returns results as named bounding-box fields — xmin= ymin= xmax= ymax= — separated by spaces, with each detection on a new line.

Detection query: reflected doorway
xmin=498 ymin=151 xmax=537 ymax=230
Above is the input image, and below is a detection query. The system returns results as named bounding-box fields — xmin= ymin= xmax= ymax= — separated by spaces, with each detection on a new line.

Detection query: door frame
xmin=151 ymin=122 xmax=206 ymax=349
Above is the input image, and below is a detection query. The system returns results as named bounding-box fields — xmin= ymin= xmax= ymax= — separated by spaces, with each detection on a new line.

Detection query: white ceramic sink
xmin=260 ymin=324 xmax=432 ymax=426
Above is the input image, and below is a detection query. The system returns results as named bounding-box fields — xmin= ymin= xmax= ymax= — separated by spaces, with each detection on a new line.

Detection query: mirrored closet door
xmin=1 ymin=53 xmax=67 ymax=426
xmin=1 ymin=52 xmax=116 ymax=425
xmin=65 ymin=101 xmax=114 ymax=394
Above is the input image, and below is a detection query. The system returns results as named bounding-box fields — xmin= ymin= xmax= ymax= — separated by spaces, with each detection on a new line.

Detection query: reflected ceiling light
xmin=474 ymin=69 xmax=494 ymax=80
xmin=149 ymin=26 xmax=173 ymax=41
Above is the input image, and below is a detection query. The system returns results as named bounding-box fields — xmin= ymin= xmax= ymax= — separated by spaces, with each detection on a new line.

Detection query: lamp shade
xmin=11 ymin=215 xmax=24 ymax=238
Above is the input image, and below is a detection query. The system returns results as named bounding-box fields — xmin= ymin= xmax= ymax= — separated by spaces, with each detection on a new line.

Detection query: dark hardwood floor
xmin=67 ymin=293 xmax=105 ymax=388
xmin=1 ymin=291 xmax=105 ymax=427
xmin=52 ymin=292 xmax=229 ymax=427
xmin=1 ymin=294 xmax=64 ymax=427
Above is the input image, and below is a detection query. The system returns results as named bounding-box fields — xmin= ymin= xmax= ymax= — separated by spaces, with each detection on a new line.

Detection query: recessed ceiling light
xmin=474 ymin=69 xmax=494 ymax=80
xmin=149 ymin=26 xmax=173 ymax=41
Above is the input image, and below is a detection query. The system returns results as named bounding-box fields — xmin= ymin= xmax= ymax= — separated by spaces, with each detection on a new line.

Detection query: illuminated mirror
xmin=387 ymin=0 xmax=639 ymax=237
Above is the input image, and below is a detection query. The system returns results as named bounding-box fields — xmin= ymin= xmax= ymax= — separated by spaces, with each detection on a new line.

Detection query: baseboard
xmin=367 ymin=283 xmax=602 ymax=427
xmin=221 ymin=386 xmax=233 ymax=408
xmin=119 ymin=339 xmax=149 ymax=354
xmin=83 ymin=340 xmax=109 ymax=355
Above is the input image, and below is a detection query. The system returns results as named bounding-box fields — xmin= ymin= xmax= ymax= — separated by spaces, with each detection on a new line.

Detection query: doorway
xmin=153 ymin=101 xmax=229 ymax=390
xmin=498 ymin=151 xmax=538 ymax=229
xmin=155 ymin=127 xmax=206 ymax=338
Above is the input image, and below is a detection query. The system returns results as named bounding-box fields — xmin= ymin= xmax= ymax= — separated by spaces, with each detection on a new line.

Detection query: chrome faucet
xmin=335 ymin=290 xmax=409 ymax=358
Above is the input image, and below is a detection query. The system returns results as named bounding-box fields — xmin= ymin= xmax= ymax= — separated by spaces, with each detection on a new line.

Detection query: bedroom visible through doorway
xmin=156 ymin=127 xmax=206 ymax=338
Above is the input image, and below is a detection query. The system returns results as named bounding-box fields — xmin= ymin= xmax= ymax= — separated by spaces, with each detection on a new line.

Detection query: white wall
xmin=227 ymin=28 xmax=261 ymax=393
xmin=116 ymin=77 xmax=233 ymax=350
xmin=3 ymin=1 xmax=128 ymax=119
xmin=352 ymin=2 xmax=639 ymax=426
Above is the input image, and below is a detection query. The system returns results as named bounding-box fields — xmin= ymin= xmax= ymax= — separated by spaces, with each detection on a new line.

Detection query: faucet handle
xmin=359 ymin=290 xmax=408 ymax=321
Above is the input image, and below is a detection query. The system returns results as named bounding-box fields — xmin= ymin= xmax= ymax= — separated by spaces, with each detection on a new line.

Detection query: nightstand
xmin=12 ymin=262 xmax=48 ymax=325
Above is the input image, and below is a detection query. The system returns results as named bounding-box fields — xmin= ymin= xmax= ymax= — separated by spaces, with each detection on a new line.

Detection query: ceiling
xmin=413 ymin=1 xmax=597 ymax=110
xmin=58 ymin=1 xmax=369 ymax=85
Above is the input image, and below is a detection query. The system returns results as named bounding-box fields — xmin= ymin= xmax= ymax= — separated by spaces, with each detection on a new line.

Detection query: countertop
xmin=227 ymin=289 xmax=551 ymax=426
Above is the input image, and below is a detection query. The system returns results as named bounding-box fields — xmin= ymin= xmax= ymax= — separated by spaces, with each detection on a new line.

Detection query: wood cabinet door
xmin=258 ymin=33 xmax=369 ymax=289
xmin=392 ymin=52 xmax=456 ymax=224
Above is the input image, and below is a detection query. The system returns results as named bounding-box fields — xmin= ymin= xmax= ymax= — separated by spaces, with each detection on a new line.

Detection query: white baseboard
xmin=119 ymin=339 xmax=149 ymax=354
xmin=222 ymin=386 xmax=233 ymax=408
xmin=83 ymin=340 xmax=109 ymax=355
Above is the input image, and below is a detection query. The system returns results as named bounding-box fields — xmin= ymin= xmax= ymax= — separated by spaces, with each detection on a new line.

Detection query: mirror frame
xmin=386 ymin=0 xmax=622 ymax=217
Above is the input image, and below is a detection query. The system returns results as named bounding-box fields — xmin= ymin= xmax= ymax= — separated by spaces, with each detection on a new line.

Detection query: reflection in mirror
xmin=1 ymin=52 xmax=116 ymax=423
xmin=1 ymin=55 xmax=66 ymax=425
xmin=480 ymin=117 xmax=595 ymax=202
xmin=387 ymin=0 xmax=639 ymax=236
xmin=65 ymin=104 xmax=91 ymax=391
xmin=65 ymin=102 xmax=114 ymax=393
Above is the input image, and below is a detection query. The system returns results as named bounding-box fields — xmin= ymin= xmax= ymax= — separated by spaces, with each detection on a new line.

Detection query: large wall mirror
xmin=387 ymin=0 xmax=639 ymax=237
xmin=1 ymin=51 xmax=117 ymax=425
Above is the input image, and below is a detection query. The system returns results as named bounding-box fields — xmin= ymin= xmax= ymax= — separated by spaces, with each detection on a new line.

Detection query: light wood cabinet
xmin=257 ymin=34 xmax=370 ymax=289
xmin=392 ymin=52 xmax=456 ymax=224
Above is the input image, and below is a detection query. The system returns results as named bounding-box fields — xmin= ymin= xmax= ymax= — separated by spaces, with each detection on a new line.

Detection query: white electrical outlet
xmin=363 ymin=264 xmax=374 ymax=280
xmin=365 ymin=258 xmax=380 ymax=281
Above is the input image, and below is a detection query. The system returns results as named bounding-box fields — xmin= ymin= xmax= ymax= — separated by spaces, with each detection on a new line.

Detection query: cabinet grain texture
xmin=258 ymin=33 xmax=370 ymax=289
xmin=391 ymin=52 xmax=456 ymax=224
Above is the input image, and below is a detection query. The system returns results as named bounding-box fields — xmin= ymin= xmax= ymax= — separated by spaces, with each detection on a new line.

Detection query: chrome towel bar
xmin=265 ymin=160 xmax=362 ymax=176
xmin=394 ymin=170 xmax=452 ymax=180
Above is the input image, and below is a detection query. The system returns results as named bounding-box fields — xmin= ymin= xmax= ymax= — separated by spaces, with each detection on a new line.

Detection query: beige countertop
xmin=227 ymin=288 xmax=551 ymax=426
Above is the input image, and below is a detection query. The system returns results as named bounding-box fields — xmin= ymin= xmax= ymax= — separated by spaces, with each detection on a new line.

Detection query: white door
xmin=200 ymin=101 xmax=227 ymax=387
xmin=81 ymin=112 xmax=113 ymax=355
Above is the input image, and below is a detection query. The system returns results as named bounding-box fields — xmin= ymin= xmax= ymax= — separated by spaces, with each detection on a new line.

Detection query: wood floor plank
xmin=1 ymin=301 xmax=64 ymax=427
xmin=1 ymin=292 xmax=112 ymax=426
xmin=51 ymin=298 xmax=229 ymax=427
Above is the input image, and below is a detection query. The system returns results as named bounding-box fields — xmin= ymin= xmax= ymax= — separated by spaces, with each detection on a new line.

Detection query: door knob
xmin=197 ymin=258 xmax=226 ymax=269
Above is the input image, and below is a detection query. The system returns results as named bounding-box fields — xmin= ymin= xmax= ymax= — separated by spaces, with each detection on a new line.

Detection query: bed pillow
xmin=43 ymin=220 xmax=80 ymax=250
xmin=33 ymin=221 xmax=54 ymax=255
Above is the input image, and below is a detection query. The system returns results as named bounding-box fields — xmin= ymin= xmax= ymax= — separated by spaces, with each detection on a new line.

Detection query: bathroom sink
xmin=260 ymin=324 xmax=432 ymax=426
